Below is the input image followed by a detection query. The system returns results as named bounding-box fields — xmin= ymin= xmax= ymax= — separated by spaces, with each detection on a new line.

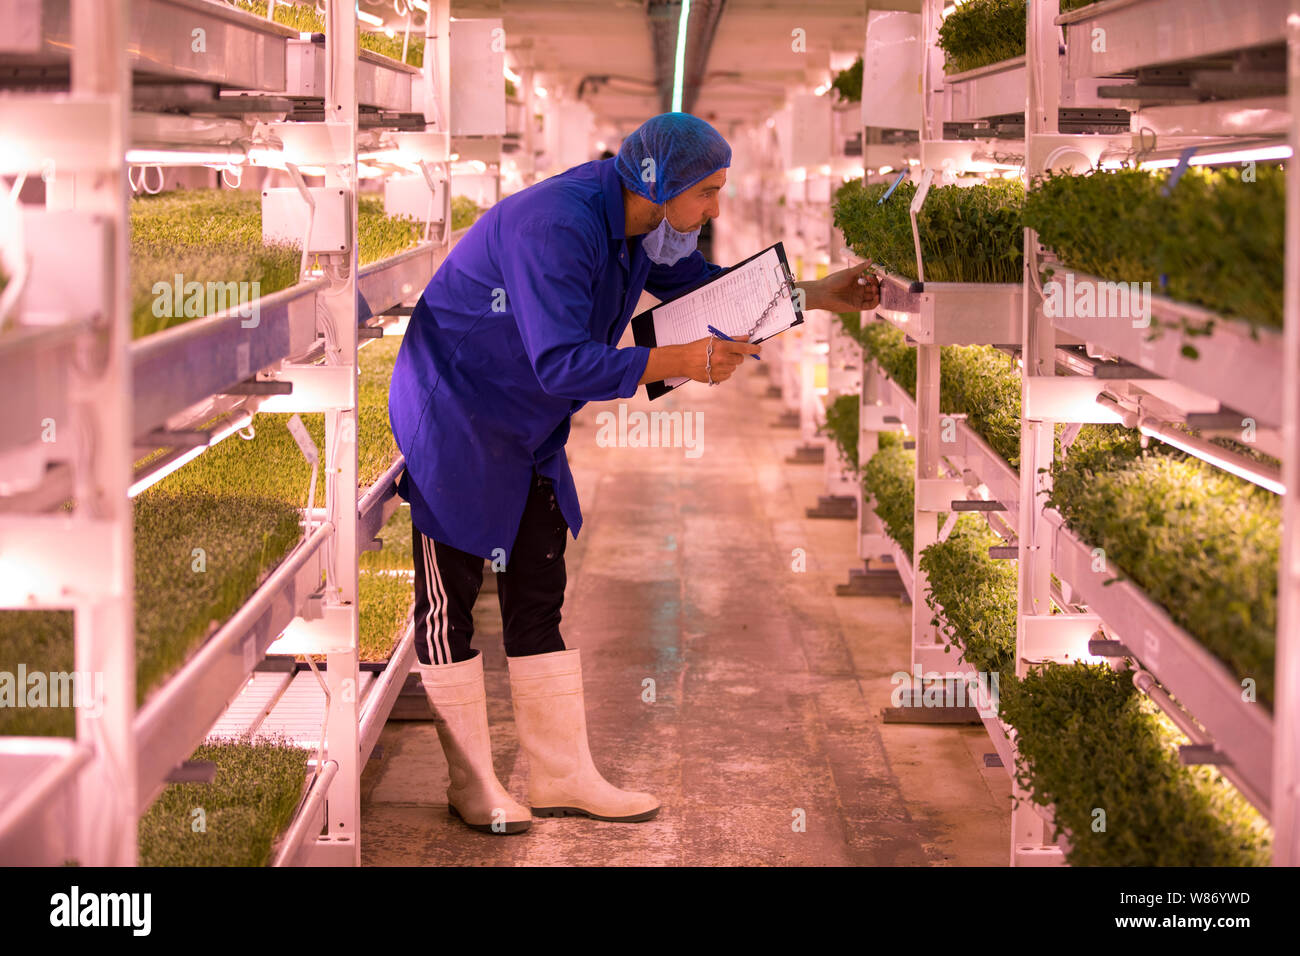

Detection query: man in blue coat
xmin=389 ymin=113 xmax=880 ymax=834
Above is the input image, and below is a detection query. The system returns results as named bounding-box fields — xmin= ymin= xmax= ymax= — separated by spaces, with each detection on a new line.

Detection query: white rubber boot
xmin=507 ymin=648 xmax=660 ymax=822
xmin=416 ymin=651 xmax=532 ymax=834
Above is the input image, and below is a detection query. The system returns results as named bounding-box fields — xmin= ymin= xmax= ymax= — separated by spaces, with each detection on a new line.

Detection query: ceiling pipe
xmin=576 ymin=74 xmax=660 ymax=101
xmin=645 ymin=0 xmax=726 ymax=114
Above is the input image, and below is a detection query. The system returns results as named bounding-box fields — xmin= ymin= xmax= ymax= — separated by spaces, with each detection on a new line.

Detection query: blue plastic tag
xmin=878 ymin=168 xmax=909 ymax=205
xmin=1160 ymin=146 xmax=1199 ymax=196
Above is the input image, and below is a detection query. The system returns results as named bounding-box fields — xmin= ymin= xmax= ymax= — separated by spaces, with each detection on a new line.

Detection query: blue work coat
xmin=388 ymin=156 xmax=724 ymax=562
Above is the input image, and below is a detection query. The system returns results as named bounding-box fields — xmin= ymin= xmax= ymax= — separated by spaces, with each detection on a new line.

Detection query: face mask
xmin=641 ymin=206 xmax=700 ymax=266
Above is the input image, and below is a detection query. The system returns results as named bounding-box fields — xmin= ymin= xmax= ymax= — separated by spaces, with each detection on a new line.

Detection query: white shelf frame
xmin=1042 ymin=263 xmax=1286 ymax=429
xmin=0 ymin=0 xmax=467 ymax=866
xmin=850 ymin=340 xmax=1069 ymax=862
xmin=0 ymin=0 xmax=137 ymax=867
xmin=873 ymin=269 xmax=1024 ymax=346
xmin=9 ymin=0 xmax=421 ymax=112
xmin=1020 ymin=0 xmax=1298 ymax=866
xmin=825 ymin=0 xmax=1298 ymax=866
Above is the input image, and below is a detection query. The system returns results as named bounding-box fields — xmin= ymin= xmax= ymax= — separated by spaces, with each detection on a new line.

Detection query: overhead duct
xmin=575 ymin=73 xmax=659 ymax=101
xmin=645 ymin=0 xmax=727 ymax=114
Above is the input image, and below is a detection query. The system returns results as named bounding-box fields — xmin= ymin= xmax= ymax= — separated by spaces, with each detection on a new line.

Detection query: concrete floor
xmin=360 ymin=355 xmax=1011 ymax=866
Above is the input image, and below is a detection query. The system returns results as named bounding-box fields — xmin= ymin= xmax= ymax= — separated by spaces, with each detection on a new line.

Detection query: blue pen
xmin=707 ymin=324 xmax=761 ymax=361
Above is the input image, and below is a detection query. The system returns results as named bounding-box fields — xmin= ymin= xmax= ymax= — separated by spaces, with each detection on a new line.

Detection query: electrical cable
xmin=1133 ymin=126 xmax=1158 ymax=165
xmin=1040 ymin=144 xmax=1095 ymax=173
xmin=144 ymin=164 xmax=165 ymax=195
xmin=284 ymin=161 xmax=317 ymax=284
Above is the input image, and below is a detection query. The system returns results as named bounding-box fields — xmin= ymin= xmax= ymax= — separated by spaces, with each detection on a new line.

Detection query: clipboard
xmin=631 ymin=241 xmax=804 ymax=400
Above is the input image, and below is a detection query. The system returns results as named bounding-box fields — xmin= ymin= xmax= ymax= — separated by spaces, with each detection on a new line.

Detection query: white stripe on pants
xmin=421 ymin=532 xmax=452 ymax=664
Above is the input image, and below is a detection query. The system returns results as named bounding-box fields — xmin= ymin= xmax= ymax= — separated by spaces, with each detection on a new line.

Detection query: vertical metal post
xmin=1011 ymin=0 xmax=1063 ymax=865
xmin=313 ymin=0 xmax=361 ymax=866
xmin=919 ymin=0 xmax=943 ymax=142
xmin=854 ymin=11 xmax=886 ymax=562
xmin=64 ymin=0 xmax=136 ymax=867
xmin=911 ymin=341 xmax=941 ymax=664
xmin=1272 ymin=0 xmax=1300 ymax=867
xmin=430 ymin=0 xmax=452 ymax=136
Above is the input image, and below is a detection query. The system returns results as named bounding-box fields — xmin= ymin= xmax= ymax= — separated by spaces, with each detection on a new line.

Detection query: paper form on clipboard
xmin=630 ymin=241 xmax=803 ymax=400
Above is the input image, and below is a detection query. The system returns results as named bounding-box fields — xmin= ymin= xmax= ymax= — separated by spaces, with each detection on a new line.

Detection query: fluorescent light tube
xmin=671 ymin=0 xmax=690 ymax=113
xmin=125 ymin=147 xmax=247 ymax=165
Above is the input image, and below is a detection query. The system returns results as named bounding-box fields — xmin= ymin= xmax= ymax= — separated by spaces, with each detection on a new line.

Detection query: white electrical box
xmin=449 ymin=19 xmax=505 ymax=136
xmin=863 ymin=10 xmax=922 ymax=132
xmin=383 ymin=175 xmax=445 ymax=222
xmin=16 ymin=209 xmax=112 ymax=325
xmin=261 ymin=187 xmax=351 ymax=253
xmin=284 ymin=37 xmax=323 ymax=98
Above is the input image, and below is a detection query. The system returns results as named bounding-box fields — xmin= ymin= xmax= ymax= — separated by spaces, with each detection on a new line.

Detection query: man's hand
xmin=797 ymin=260 xmax=881 ymax=313
xmin=678 ymin=336 xmax=761 ymax=384
xmin=641 ymin=337 xmax=762 ymax=386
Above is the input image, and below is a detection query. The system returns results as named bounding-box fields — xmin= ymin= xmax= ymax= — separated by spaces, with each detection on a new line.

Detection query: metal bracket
xmin=951 ymin=499 xmax=1007 ymax=511
xmin=1088 ymin=637 xmax=1133 ymax=657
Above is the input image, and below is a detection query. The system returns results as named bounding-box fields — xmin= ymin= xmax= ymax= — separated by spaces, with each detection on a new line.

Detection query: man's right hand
xmin=678 ymin=335 xmax=761 ymax=384
xmin=638 ymin=336 xmax=763 ymax=387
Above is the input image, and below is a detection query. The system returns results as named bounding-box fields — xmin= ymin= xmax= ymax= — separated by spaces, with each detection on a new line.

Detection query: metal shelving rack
xmin=0 ymin=0 xmax=137 ymax=868
xmin=0 ymin=0 xmax=469 ymax=866
xmin=829 ymin=0 xmax=1299 ymax=866
xmin=1012 ymin=0 xmax=1296 ymax=864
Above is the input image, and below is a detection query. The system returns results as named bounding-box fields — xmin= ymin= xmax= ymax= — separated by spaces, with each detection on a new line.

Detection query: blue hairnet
xmin=615 ymin=113 xmax=731 ymax=204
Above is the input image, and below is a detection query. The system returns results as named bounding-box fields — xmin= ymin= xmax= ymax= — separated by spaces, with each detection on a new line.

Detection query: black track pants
xmin=411 ymin=470 xmax=569 ymax=665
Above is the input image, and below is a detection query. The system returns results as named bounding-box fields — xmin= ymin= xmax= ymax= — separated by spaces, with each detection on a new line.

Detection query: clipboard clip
xmin=745 ymin=262 xmax=800 ymax=338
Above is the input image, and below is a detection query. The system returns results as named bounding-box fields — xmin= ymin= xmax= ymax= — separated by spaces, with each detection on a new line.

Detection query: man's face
xmin=660 ymin=168 xmax=726 ymax=233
